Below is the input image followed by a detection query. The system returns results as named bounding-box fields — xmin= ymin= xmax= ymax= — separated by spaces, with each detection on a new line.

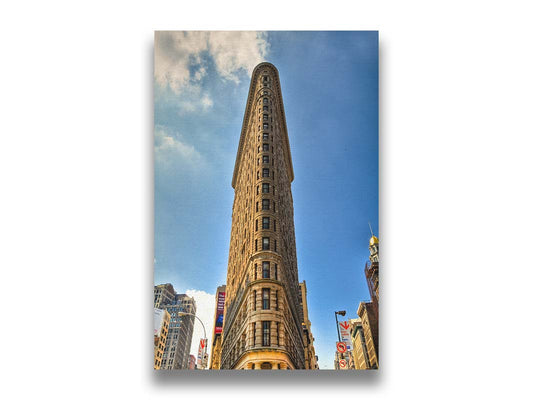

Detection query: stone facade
xmin=299 ymin=281 xmax=318 ymax=369
xmin=350 ymin=318 xmax=371 ymax=369
xmin=357 ymin=301 xmax=378 ymax=369
xmin=220 ymin=62 xmax=307 ymax=370
xmin=154 ymin=309 xmax=170 ymax=369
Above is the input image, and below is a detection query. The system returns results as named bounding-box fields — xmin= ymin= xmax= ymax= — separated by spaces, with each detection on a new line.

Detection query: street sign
xmin=197 ymin=338 xmax=208 ymax=369
xmin=339 ymin=359 xmax=348 ymax=369
xmin=336 ymin=341 xmax=347 ymax=353
xmin=338 ymin=321 xmax=352 ymax=350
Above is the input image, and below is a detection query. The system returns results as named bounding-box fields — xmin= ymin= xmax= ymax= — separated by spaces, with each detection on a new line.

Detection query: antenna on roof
xmin=368 ymin=222 xmax=374 ymax=237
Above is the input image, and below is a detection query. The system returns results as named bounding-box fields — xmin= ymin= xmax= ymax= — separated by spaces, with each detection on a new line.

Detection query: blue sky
xmin=154 ymin=31 xmax=378 ymax=370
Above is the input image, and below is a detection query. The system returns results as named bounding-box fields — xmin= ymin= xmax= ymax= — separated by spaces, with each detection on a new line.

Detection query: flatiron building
xmin=219 ymin=62 xmax=308 ymax=370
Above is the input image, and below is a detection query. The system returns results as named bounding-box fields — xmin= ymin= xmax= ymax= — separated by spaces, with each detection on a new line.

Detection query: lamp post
xmin=334 ymin=310 xmax=347 ymax=369
xmin=334 ymin=310 xmax=346 ymax=342
xmin=178 ymin=312 xmax=207 ymax=369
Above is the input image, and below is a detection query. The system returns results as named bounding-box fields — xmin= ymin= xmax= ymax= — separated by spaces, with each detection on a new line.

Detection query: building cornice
xmin=231 ymin=62 xmax=295 ymax=188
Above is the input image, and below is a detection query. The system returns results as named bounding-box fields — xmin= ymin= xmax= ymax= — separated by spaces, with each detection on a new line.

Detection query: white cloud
xmin=154 ymin=31 xmax=209 ymax=94
xmin=200 ymin=94 xmax=213 ymax=109
xmin=186 ymin=289 xmax=216 ymax=368
xmin=155 ymin=31 xmax=269 ymax=105
xmin=208 ymin=31 xmax=269 ymax=83
xmin=154 ymin=126 xmax=206 ymax=169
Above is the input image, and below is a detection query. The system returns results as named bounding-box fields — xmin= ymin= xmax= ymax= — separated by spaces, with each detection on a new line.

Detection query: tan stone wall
xmin=154 ymin=311 xmax=170 ymax=370
xmin=220 ymin=63 xmax=306 ymax=369
xmin=358 ymin=302 xmax=379 ymax=369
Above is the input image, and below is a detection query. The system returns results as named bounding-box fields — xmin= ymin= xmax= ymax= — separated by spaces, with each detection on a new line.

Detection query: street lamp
xmin=178 ymin=312 xmax=207 ymax=369
xmin=334 ymin=310 xmax=347 ymax=370
xmin=334 ymin=310 xmax=346 ymax=342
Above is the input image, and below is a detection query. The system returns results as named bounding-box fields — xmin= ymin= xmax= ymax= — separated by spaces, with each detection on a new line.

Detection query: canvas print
xmin=154 ymin=31 xmax=378 ymax=370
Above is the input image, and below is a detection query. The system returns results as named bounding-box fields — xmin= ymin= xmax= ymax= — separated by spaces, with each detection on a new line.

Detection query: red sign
xmin=339 ymin=359 xmax=348 ymax=369
xmin=336 ymin=341 xmax=347 ymax=353
xmin=215 ymin=292 xmax=225 ymax=334
xmin=339 ymin=321 xmax=350 ymax=330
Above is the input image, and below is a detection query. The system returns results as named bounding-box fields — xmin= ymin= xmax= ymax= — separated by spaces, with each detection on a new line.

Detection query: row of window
xmin=255 ymin=217 xmax=276 ymax=231
xmin=257 ymin=155 xmax=271 ymax=165
xmin=252 ymin=289 xmax=278 ymax=311
xmin=259 ymin=132 xmax=271 ymax=142
xmin=257 ymin=168 xmax=274 ymax=179
xmin=258 ymin=143 xmax=269 ymax=153
xmin=256 ymin=182 xmax=274 ymax=194
xmin=254 ymin=261 xmax=278 ymax=280
xmin=255 ymin=199 xmax=276 ymax=212
xmin=251 ymin=321 xmax=277 ymax=347
xmin=254 ymin=237 xmax=277 ymax=252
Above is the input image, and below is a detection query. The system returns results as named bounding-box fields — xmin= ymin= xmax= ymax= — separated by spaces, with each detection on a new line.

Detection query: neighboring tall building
xmin=356 ymin=302 xmax=378 ymax=369
xmin=365 ymin=235 xmax=379 ymax=306
xmin=154 ymin=283 xmax=175 ymax=308
xmin=209 ymin=285 xmax=226 ymax=370
xmin=355 ymin=233 xmax=379 ymax=369
xmin=154 ymin=308 xmax=170 ymax=370
xmin=153 ymin=285 xmax=197 ymax=370
xmin=220 ymin=62 xmax=308 ymax=370
xmin=299 ymin=281 xmax=318 ymax=369
xmin=350 ymin=318 xmax=371 ymax=370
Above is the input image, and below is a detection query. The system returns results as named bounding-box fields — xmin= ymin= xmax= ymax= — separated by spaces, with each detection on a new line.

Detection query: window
xmin=262 ymin=237 xmax=270 ymax=250
xmin=258 ymin=145 xmax=260 ymax=153
xmin=253 ymin=291 xmax=257 ymax=311
xmin=264 ymin=98 xmax=268 ymax=104
xmin=262 ymin=183 xmax=269 ymax=193
xmin=263 ymin=168 xmax=269 ymax=177
xmin=257 ymin=158 xmax=259 ymax=165
xmin=262 ymin=199 xmax=270 ymax=210
xmin=274 ymin=240 xmax=277 ymax=252
xmin=264 ymin=91 xmax=269 ymax=95
xmin=255 ymin=239 xmax=257 ymax=251
xmin=273 ymin=202 xmax=276 ymax=212
xmin=256 ymin=202 xmax=258 ymax=212
xmin=254 ymin=263 xmax=257 ymax=280
xmin=262 ymin=288 xmax=270 ymax=310
xmin=272 ymin=171 xmax=275 ymax=180
xmin=263 ymin=105 xmax=268 ymax=112
xmin=262 ymin=261 xmax=270 ymax=278
xmin=263 ymin=76 xmax=268 ymax=82
xmin=263 ymin=143 xmax=269 ymax=152
xmin=262 ymin=321 xmax=270 ymax=346
xmin=274 ymin=220 xmax=276 ymax=232
xmin=255 ymin=219 xmax=258 ymax=231
xmin=263 ymin=114 xmax=268 ymax=121
xmin=274 ymin=264 xmax=278 ymax=280
xmin=262 ymin=217 xmax=270 ymax=229
xmin=256 ymin=186 xmax=259 ymax=195
xmin=273 ymin=186 xmax=275 ymax=195
xmin=252 ymin=322 xmax=256 ymax=345
xmin=263 ymin=132 xmax=269 ymax=140
xmin=263 ymin=123 xmax=268 ymax=130
xmin=257 ymin=170 xmax=259 ymax=179
xmin=263 ymin=155 xmax=269 ymax=164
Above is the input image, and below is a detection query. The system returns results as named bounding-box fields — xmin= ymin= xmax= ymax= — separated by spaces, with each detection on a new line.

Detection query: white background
xmin=1 ymin=0 xmax=532 ymax=398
